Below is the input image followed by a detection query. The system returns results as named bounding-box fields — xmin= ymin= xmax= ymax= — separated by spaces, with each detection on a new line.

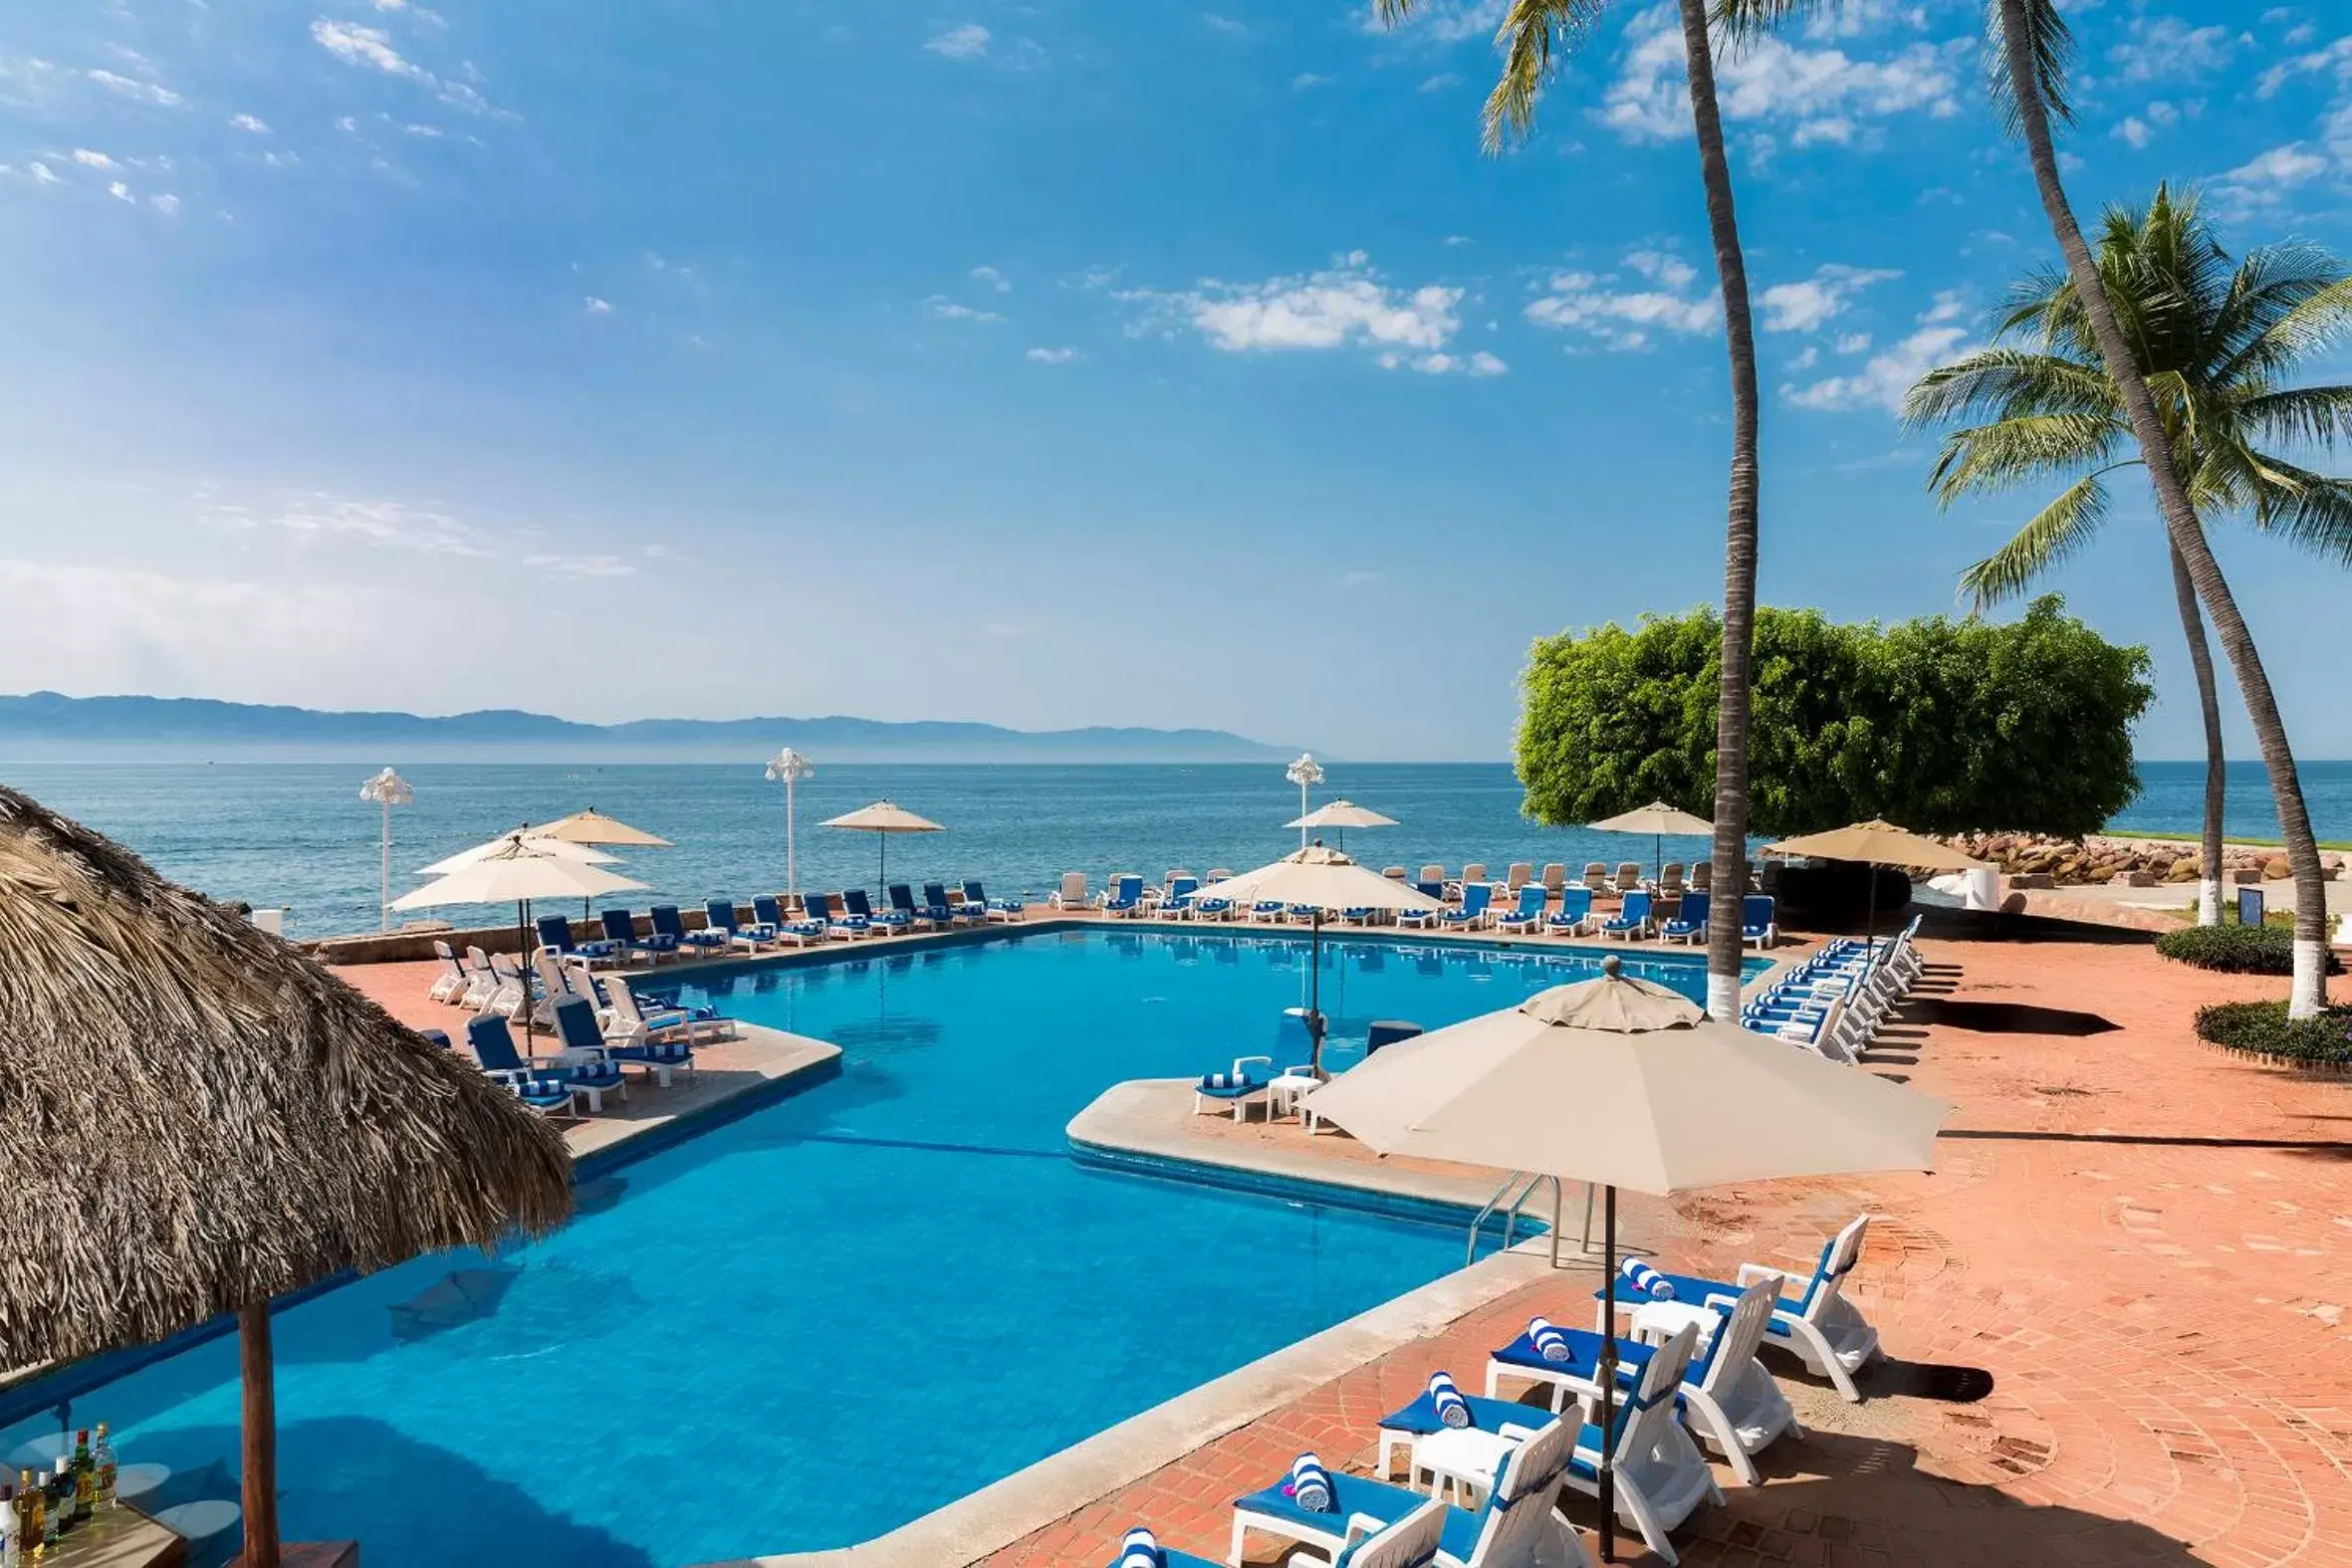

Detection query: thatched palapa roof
xmin=0 ymin=784 xmax=574 ymax=1370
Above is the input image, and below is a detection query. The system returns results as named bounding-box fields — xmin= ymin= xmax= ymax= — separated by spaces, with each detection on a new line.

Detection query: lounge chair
xmin=483 ymin=952 xmax=530 ymax=1018
xmin=803 ymin=891 xmax=863 ymax=940
xmin=652 ymin=902 xmax=730 ymax=956
xmin=1488 ymin=1323 xmax=1715 ymax=1563
xmin=1366 ymin=1020 xmax=1423 ymax=1055
xmin=1601 ymin=890 xmax=1652 ymax=941
xmin=1656 ymin=863 xmax=1685 ymax=897
xmin=1659 ymin=892 xmax=1708 ymax=946
xmin=536 ymin=913 xmax=621 ymax=970
xmin=548 ymin=993 xmax=674 ymax=1096
xmin=1049 ymin=871 xmax=1090 ymax=909
xmin=887 ymin=884 xmax=937 ymax=930
xmin=962 ymin=880 xmax=1024 ymax=922
xmin=1611 ymin=1215 xmax=1881 ymax=1402
xmin=1248 ymin=899 xmax=1287 ymax=925
xmin=1581 ymin=863 xmax=1610 ymax=897
xmin=1192 ymin=883 xmax=1236 ymax=922
xmin=1545 ymin=888 xmax=1595 ymax=938
xmin=1154 ymin=876 xmax=1200 ymax=919
xmin=1504 ymin=862 xmax=1535 ymax=894
xmin=704 ymin=898 xmax=776 ymax=953
xmin=1396 ymin=881 xmax=1448 ymax=930
xmin=1441 ymin=882 xmax=1494 ymax=932
xmin=1231 ymin=1414 xmax=1577 ymax=1568
xmin=1689 ymin=862 xmax=1712 ymax=893
xmin=463 ymin=1014 xmax=580 ymax=1114
xmin=919 ymin=881 xmax=974 ymax=926
xmin=1613 ymin=862 xmax=1643 ymax=895
xmin=428 ymin=941 xmax=473 ymax=1004
xmin=592 ymin=979 xmax=713 ymax=1085
xmin=600 ymin=908 xmax=677 ymax=965
xmin=469 ymin=1011 xmax=623 ymax=1114
xmin=1495 ymin=885 xmax=1549 ymax=934
xmin=1099 ymin=873 xmax=1145 ymax=918
xmin=753 ymin=895 xmax=825 ymax=946
xmin=1193 ymin=1055 xmax=1282 ymax=1120
xmin=1616 ymin=1276 xmax=1799 ymax=1487
xmin=456 ymin=945 xmax=500 ymax=1008
xmin=1382 ymin=865 xmax=1409 ymax=881
xmin=1540 ymin=863 xmax=1567 ymax=895
xmin=843 ymin=888 xmax=908 ymax=933
xmin=1740 ymin=895 xmax=1777 ymax=949
xmin=1418 ymin=863 xmax=1446 ymax=885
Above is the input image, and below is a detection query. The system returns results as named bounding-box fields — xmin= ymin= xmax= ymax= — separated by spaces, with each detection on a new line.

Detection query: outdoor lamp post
xmin=357 ymin=767 xmax=414 ymax=933
xmin=765 ymin=747 xmax=817 ymax=909
xmin=1286 ymin=753 xmax=1324 ymax=847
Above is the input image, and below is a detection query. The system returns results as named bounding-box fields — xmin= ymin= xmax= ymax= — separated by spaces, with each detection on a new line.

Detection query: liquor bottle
xmin=46 ymin=1458 xmax=69 ymax=1535
xmin=69 ymin=1434 xmax=91 ymax=1520
xmin=16 ymin=1469 xmax=41 ymax=1560
xmin=2 ymin=1482 xmax=19 ymax=1568
xmin=92 ymin=1426 xmax=117 ymax=1511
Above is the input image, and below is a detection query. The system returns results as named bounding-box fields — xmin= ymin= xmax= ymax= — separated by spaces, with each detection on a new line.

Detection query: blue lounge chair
xmin=1602 ymin=889 xmax=1653 ymax=941
xmin=1395 ymin=881 xmax=1447 ymax=930
xmin=1440 ymin=881 xmax=1493 ymax=931
xmin=754 ymin=895 xmax=826 ymax=946
xmin=816 ymin=891 xmax=874 ymax=940
xmin=1495 ymin=885 xmax=1549 ymax=934
xmin=1661 ymin=891 xmax=1709 ymax=946
xmin=924 ymin=882 xmax=980 ymax=927
xmin=600 ymin=907 xmax=676 ymax=964
xmin=887 ymin=883 xmax=937 ymax=930
xmin=1111 ymin=1502 xmax=1443 ymax=1568
xmin=1192 ymin=1054 xmax=1280 ymax=1120
xmin=1100 ymin=874 xmax=1145 ymax=918
xmin=652 ymin=902 xmax=730 ymax=955
xmin=843 ymin=887 xmax=908 ymax=932
xmin=470 ymin=1011 xmax=625 ymax=1114
xmin=537 ymin=913 xmax=619 ymax=968
xmin=589 ymin=979 xmax=703 ymax=1086
xmin=1742 ymin=895 xmax=1777 ymax=949
xmin=963 ymin=879 xmax=1023 ymax=922
xmin=1231 ymin=1414 xmax=1571 ymax=1568
xmin=1545 ymin=887 xmax=1594 ymax=938
xmin=1155 ymin=876 xmax=1200 ymax=919
xmin=464 ymin=1014 xmax=577 ymax=1113
xmin=1365 ymin=1020 xmax=1423 ymax=1055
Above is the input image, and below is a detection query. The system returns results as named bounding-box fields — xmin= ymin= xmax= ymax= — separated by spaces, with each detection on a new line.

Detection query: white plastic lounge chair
xmin=1613 ymin=862 xmax=1643 ymax=895
xmin=1418 ymin=863 xmax=1446 ymax=885
xmin=1630 ymin=1215 xmax=1881 ymax=1402
xmin=1193 ymin=1054 xmax=1278 ymax=1120
xmin=1495 ymin=885 xmax=1549 ymax=935
xmin=483 ymin=952 xmax=530 ymax=1018
xmin=1540 ymin=864 xmax=1567 ymax=895
xmin=428 ymin=941 xmax=471 ymax=1005
xmin=1099 ymin=873 xmax=1145 ymax=918
xmin=1741 ymin=896 xmax=1778 ymax=949
xmin=600 ymin=975 xmax=733 ymax=1062
xmin=1441 ymin=883 xmax=1494 ymax=932
xmin=460 ymin=946 xmax=501 ymax=1009
xmin=1545 ymin=888 xmax=1595 ymax=938
xmin=1581 ymin=863 xmax=1610 ymax=896
xmin=1657 ymin=863 xmax=1685 ymax=896
xmin=1628 ymin=1275 xmax=1800 ymax=1486
xmin=1601 ymin=891 xmax=1653 ymax=942
xmin=1049 ymin=871 xmax=1089 ymax=909
xmin=1505 ymin=862 xmax=1535 ymax=894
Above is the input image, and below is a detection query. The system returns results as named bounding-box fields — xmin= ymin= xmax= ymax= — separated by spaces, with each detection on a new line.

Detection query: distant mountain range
xmin=0 ymin=692 xmax=1291 ymax=763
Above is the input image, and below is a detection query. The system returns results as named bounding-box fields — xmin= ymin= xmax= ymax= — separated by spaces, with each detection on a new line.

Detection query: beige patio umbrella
xmin=536 ymin=807 xmax=674 ymax=848
xmin=1285 ymin=798 xmax=1399 ymax=854
xmin=417 ymin=831 xmax=618 ymax=877
xmin=0 ymin=785 xmax=571 ymax=1568
xmin=822 ymin=800 xmax=945 ymax=906
xmin=1589 ymin=800 xmax=1715 ymax=887
xmin=1303 ymin=955 xmax=1949 ymax=1559
xmin=1765 ymin=819 xmax=1985 ymax=965
xmin=1199 ymin=845 xmax=1448 ymax=1070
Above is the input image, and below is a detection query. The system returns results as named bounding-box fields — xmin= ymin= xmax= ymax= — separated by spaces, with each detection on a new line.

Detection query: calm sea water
xmin=1 ymin=758 xmax=2345 ymax=939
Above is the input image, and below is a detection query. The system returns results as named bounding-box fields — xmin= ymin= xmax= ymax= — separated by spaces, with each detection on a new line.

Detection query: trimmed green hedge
xmin=2195 ymin=1001 xmax=2352 ymax=1069
xmin=2155 ymin=921 xmax=2342 ymax=975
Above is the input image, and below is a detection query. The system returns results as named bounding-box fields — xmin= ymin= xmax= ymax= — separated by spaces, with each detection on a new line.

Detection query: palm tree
xmin=1904 ymin=186 xmax=2352 ymax=930
xmin=1378 ymin=0 xmax=1763 ymax=1023
xmin=1726 ymin=0 xmax=2337 ymax=1016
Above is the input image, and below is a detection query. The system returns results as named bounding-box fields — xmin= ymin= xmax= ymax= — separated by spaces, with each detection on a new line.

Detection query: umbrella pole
xmin=518 ymin=898 xmax=533 ymax=1045
xmin=379 ymin=797 xmax=391 ymax=934
xmin=1862 ymin=863 xmax=1880 ymax=980
xmin=239 ymin=1301 xmax=281 ymax=1568
xmin=1308 ymin=910 xmax=1324 ymax=1074
xmin=1599 ymin=1184 xmax=1619 ymax=1564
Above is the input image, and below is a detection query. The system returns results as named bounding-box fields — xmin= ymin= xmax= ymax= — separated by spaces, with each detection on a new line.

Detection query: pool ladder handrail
xmin=1466 ymin=1171 xmax=1596 ymax=1269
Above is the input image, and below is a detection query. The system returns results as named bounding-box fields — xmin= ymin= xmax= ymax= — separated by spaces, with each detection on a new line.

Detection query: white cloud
xmin=1787 ymin=345 xmax=1819 ymax=371
xmin=87 ymin=69 xmax=182 ymax=107
xmin=229 ymin=112 xmax=270 ymax=133
xmin=1443 ymin=234 xmax=1475 ymax=247
xmin=2256 ymin=34 xmax=2352 ymax=99
xmin=1524 ymin=251 xmax=1719 ymax=349
xmin=2218 ymin=141 xmax=2331 ymax=207
xmin=2106 ymin=17 xmax=2234 ymax=83
xmin=148 ymin=192 xmax=178 ymax=214
xmin=226 ymin=495 xmax=492 ymax=558
xmin=28 ymin=161 xmax=60 ymax=186
xmin=2112 ymin=114 xmax=2151 ymax=148
xmin=524 ymin=553 xmax=633 ymax=578
xmin=311 ymin=21 xmax=428 ymax=81
xmin=335 ymin=115 xmax=358 ymax=132
xmin=1800 ymin=0 xmax=1930 ymax=41
xmin=1368 ymin=0 xmax=1506 ymax=46
xmin=1340 ymin=569 xmax=1381 ymax=587
xmin=1293 ymin=72 xmax=1331 ymax=91
xmin=1420 ymin=73 xmax=1463 ymax=94
xmin=1834 ymin=331 xmax=1872 ymax=354
xmin=2146 ymin=100 xmax=2179 ymax=125
xmin=584 ymin=296 xmax=612 ymax=315
xmin=404 ymin=122 xmax=442 ymax=137
xmin=1919 ymin=289 xmax=1967 ymax=323
xmin=1123 ymin=251 xmax=1494 ymax=373
xmin=1602 ymin=4 xmax=1961 ymax=145
xmin=1758 ymin=263 xmax=1901 ymax=333
xmin=70 ymin=147 xmax=115 ymax=168
xmin=1026 ymin=346 xmax=1079 ymax=363
xmin=924 ymin=23 xmax=991 ymax=60
xmin=1202 ymin=12 xmax=1247 ymax=35
xmin=1783 ymin=294 xmax=1972 ymax=412
xmin=924 ymin=296 xmax=1004 ymax=323
xmin=970 ymin=265 xmax=1011 ymax=293
xmin=107 ymin=179 xmax=131 ymax=202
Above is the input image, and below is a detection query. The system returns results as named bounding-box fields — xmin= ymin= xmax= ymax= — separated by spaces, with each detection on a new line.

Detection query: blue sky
xmin=0 ymin=1 xmax=2347 ymax=760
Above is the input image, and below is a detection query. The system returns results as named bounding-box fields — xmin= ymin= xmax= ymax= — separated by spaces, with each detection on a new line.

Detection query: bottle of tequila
xmin=69 ymin=1435 xmax=92 ymax=1522
xmin=92 ymin=1426 xmax=118 ymax=1511
xmin=16 ymin=1469 xmax=41 ymax=1560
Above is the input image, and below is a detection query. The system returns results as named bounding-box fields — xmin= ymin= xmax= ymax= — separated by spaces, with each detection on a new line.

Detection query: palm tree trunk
xmin=1994 ymin=0 xmax=2330 ymax=1015
xmin=1675 ymin=0 xmax=1763 ymax=1021
xmin=2167 ymin=538 xmax=2228 ymax=926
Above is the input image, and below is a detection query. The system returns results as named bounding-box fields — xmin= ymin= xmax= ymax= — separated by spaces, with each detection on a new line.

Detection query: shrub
xmin=2195 ymin=1001 xmax=2352 ymax=1069
xmin=1516 ymin=595 xmax=2151 ymax=837
xmin=2156 ymin=921 xmax=2342 ymax=975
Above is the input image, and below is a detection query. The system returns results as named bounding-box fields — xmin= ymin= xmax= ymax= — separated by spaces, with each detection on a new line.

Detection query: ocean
xmin=2 ymin=758 xmax=2346 ymax=941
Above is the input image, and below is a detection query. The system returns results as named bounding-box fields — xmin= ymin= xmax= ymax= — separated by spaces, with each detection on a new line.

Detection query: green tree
xmin=1379 ymin=0 xmax=1764 ymax=1021
xmin=1518 ymin=599 xmax=2151 ymax=838
xmin=1906 ymin=185 xmax=2352 ymax=930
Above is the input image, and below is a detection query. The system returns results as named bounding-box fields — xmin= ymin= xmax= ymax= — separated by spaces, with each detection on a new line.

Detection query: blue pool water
xmin=3 ymin=931 xmax=1738 ymax=1566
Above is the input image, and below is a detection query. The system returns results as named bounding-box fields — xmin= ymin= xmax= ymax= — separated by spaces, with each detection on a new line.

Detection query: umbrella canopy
xmin=0 ymin=786 xmax=572 ymax=1565
xmin=535 ymin=808 xmax=674 ymax=849
xmin=415 ymin=833 xmax=621 ymax=880
xmin=1285 ymin=799 xmax=1400 ymax=831
xmin=821 ymin=800 xmax=947 ymax=834
xmin=1764 ymin=819 xmax=1984 ymax=873
xmin=1588 ymin=801 xmax=1715 ymax=837
xmin=1201 ymin=844 xmax=1447 ymax=915
xmin=393 ymin=837 xmax=646 ymax=908
xmin=1302 ymin=959 xmax=1949 ymax=1196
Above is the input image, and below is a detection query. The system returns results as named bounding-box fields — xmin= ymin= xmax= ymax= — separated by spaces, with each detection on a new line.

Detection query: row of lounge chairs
xmin=1739 ymin=919 xmax=1924 ymax=1065
xmin=1115 ymin=1217 xmax=1884 ymax=1568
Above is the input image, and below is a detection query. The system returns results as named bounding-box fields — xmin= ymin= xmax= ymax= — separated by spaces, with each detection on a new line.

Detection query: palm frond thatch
xmin=0 ymin=784 xmax=574 ymax=1369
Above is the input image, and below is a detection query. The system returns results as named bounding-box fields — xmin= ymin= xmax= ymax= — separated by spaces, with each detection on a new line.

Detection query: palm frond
xmin=1957 ymin=469 xmax=2117 ymax=608
xmin=2241 ymin=456 xmax=2352 ymax=565
xmin=2237 ymin=383 xmax=2352 ymax=449
xmin=1926 ymin=415 xmax=2127 ymax=501
xmin=1985 ymin=0 xmax=2076 ymax=135
xmin=1903 ymin=347 xmax=2115 ymax=426
xmin=1482 ymin=0 xmax=1606 ymax=151
xmin=2221 ymin=273 xmax=2352 ymax=383
xmin=1714 ymin=0 xmax=1814 ymax=42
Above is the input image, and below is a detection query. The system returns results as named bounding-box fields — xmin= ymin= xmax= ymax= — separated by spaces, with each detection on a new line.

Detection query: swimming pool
xmin=4 ymin=931 xmax=1749 ymax=1566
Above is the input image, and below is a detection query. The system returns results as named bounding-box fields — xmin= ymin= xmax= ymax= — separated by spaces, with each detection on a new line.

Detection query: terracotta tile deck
xmin=980 ymin=934 xmax=2352 ymax=1568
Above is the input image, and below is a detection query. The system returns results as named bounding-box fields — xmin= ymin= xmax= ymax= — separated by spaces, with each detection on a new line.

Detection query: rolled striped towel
xmin=1116 ymin=1526 xmax=1163 ymax=1568
xmin=1428 ymin=1372 xmax=1471 ymax=1429
xmin=1529 ymin=1316 xmax=1571 ymax=1364
xmin=1202 ymin=1070 xmax=1252 ymax=1091
xmin=1621 ymin=1258 xmax=1674 ymax=1300
xmin=1286 ymin=1454 xmax=1334 ymax=1512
